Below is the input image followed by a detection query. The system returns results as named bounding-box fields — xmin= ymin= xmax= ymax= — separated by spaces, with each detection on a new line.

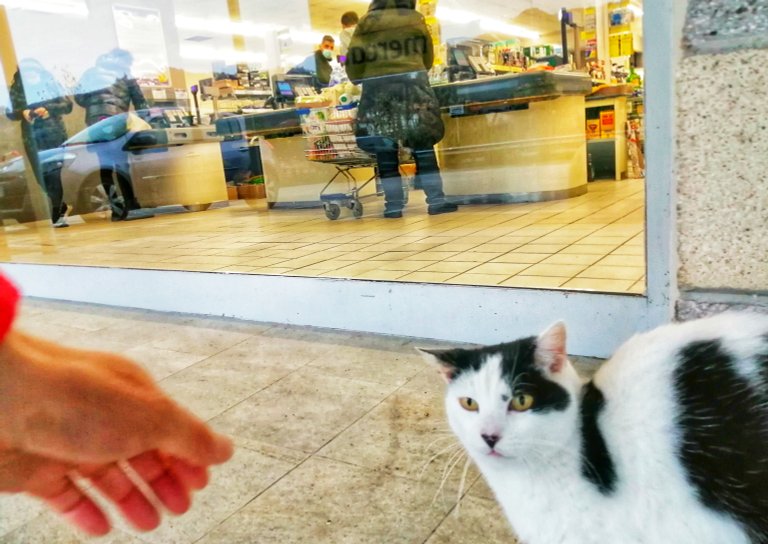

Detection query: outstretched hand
xmin=0 ymin=330 xmax=234 ymax=535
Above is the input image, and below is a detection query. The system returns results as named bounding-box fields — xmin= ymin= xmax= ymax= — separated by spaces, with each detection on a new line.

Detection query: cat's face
xmin=421 ymin=323 xmax=582 ymax=463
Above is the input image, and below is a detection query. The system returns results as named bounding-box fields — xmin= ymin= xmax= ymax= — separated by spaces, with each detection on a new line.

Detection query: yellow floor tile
xmin=448 ymin=273 xmax=509 ymax=286
xmin=491 ymin=253 xmax=550 ymax=264
xmin=397 ymin=271 xmax=458 ymax=283
xmin=578 ymin=265 xmax=643 ymax=281
xmin=468 ymin=263 xmax=531 ymax=276
xmin=513 ymin=244 xmax=569 ymax=254
xmin=500 ymin=276 xmax=568 ymax=289
xmin=352 ymin=270 xmax=409 ymax=280
xmin=369 ymin=260 xmax=433 ymax=272
xmin=597 ymin=255 xmax=645 ymax=267
xmin=522 ymin=263 xmax=588 ymax=277
xmin=419 ymin=261 xmax=480 ymax=274
xmin=540 ymin=254 xmax=604 ymax=266
xmin=610 ymin=245 xmax=645 ymax=256
xmin=444 ymin=251 xmax=504 ymax=262
xmin=560 ymin=278 xmax=636 ymax=292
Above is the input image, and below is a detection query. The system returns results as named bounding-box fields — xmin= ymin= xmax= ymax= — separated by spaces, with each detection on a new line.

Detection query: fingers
xmin=43 ymin=478 xmax=111 ymax=537
xmin=127 ymin=451 xmax=192 ymax=515
xmin=83 ymin=463 xmax=160 ymax=531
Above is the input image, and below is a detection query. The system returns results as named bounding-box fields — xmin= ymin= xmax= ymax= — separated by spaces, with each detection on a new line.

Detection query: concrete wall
xmin=675 ymin=0 xmax=768 ymax=317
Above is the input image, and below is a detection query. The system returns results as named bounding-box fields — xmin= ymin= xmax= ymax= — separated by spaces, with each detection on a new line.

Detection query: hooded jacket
xmin=345 ymin=0 xmax=444 ymax=149
xmin=5 ymin=59 xmax=72 ymax=172
xmin=75 ymin=50 xmax=148 ymax=126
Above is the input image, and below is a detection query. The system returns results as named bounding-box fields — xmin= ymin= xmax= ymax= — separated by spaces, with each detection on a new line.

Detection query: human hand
xmin=0 ymin=330 xmax=232 ymax=466
xmin=22 ymin=109 xmax=33 ymax=122
xmin=1 ymin=449 xmax=209 ymax=535
xmin=33 ymin=107 xmax=49 ymax=119
xmin=0 ymin=330 xmax=234 ymax=534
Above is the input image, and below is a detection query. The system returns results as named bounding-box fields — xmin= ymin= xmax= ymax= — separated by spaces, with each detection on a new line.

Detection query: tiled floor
xmin=1 ymin=179 xmax=645 ymax=294
xmin=0 ymin=299 xmax=602 ymax=544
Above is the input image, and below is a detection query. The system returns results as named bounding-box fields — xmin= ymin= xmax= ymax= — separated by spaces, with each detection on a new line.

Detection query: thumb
xmin=151 ymin=402 xmax=233 ymax=467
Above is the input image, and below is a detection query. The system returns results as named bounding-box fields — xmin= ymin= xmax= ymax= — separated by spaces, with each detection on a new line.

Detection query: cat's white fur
xmin=428 ymin=313 xmax=768 ymax=544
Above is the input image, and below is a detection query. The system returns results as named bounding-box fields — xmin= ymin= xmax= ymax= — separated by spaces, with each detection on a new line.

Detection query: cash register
xmin=269 ymin=74 xmax=317 ymax=109
xmin=446 ymin=44 xmax=496 ymax=82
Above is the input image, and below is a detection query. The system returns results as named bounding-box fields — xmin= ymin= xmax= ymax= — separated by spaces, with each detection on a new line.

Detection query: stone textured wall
xmin=676 ymin=0 xmax=768 ymax=294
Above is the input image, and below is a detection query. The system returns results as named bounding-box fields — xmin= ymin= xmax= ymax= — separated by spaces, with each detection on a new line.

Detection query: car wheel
xmin=78 ymin=182 xmax=112 ymax=222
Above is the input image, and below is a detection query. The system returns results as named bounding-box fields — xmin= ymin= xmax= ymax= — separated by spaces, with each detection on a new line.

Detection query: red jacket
xmin=0 ymin=275 xmax=20 ymax=342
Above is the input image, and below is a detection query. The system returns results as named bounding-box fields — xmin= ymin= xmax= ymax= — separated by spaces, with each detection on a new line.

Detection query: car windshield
xmin=64 ymin=112 xmax=151 ymax=146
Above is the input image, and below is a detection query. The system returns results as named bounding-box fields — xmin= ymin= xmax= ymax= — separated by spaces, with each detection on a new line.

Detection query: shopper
xmin=346 ymin=0 xmax=458 ymax=218
xmin=338 ymin=11 xmax=359 ymax=63
xmin=75 ymin=48 xmax=148 ymax=220
xmin=5 ymin=59 xmax=73 ymax=227
xmin=289 ymin=35 xmax=336 ymax=88
xmin=0 ymin=274 xmax=233 ymax=536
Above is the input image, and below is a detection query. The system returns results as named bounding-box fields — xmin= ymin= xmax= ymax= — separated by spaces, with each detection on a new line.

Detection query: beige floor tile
xmin=210 ymin=367 xmax=396 ymax=453
xmin=425 ymin=495 xmax=518 ymax=544
xmin=0 ymin=495 xmax=45 ymax=541
xmin=214 ymin=265 xmax=261 ymax=273
xmin=444 ymin=251 xmax=503 ymax=262
xmin=500 ymin=276 xmax=568 ymax=289
xmin=522 ymin=264 xmax=588 ymax=277
xmin=196 ymin=457 xmax=454 ymax=544
xmin=319 ymin=388 xmax=479 ymax=486
xmin=629 ymin=280 xmax=646 ymax=294
xmin=560 ymin=278 xmax=635 ymax=292
xmin=578 ymin=265 xmax=644 ymax=281
xmin=578 ymin=236 xmax=631 ymax=246
xmin=403 ymin=251 xmax=461 ymax=261
xmin=371 ymin=251 xmax=420 ymax=261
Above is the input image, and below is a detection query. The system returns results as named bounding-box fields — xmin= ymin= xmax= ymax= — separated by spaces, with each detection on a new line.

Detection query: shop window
xmin=0 ymin=0 xmax=645 ymax=295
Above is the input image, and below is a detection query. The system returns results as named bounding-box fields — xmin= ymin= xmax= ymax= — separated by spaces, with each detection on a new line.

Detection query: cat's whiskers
xmin=432 ymin=447 xmax=467 ymax=508
xmin=453 ymin=454 xmax=473 ymax=518
xmin=418 ymin=439 xmax=462 ymax=481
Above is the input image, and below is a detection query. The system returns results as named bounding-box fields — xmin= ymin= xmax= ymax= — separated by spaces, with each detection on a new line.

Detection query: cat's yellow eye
xmin=509 ymin=394 xmax=534 ymax=412
xmin=459 ymin=397 xmax=479 ymax=412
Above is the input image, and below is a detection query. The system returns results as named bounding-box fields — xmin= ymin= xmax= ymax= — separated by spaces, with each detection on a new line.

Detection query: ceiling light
xmin=175 ymin=15 xmax=274 ymax=37
xmin=436 ymin=6 xmax=540 ymax=40
xmin=0 ymin=0 xmax=88 ymax=17
xmin=179 ymin=44 xmax=267 ymax=64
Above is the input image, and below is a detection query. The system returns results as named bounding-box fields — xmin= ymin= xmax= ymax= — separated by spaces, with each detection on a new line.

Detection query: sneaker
xmin=428 ymin=203 xmax=458 ymax=215
xmin=383 ymin=210 xmax=403 ymax=219
xmin=52 ymin=218 xmax=69 ymax=228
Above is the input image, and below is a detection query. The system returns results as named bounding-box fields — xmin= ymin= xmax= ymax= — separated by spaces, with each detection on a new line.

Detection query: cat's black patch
xmin=579 ymin=382 xmax=617 ymax=494
xmin=430 ymin=336 xmax=570 ymax=412
xmin=675 ymin=338 xmax=768 ymax=541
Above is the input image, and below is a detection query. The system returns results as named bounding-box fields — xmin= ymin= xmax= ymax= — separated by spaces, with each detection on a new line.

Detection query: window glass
xmin=0 ymin=0 xmax=645 ymax=295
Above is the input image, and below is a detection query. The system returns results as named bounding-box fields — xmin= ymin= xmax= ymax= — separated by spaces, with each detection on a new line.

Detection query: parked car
xmin=0 ymin=153 xmax=39 ymax=222
xmin=38 ymin=111 xmax=229 ymax=220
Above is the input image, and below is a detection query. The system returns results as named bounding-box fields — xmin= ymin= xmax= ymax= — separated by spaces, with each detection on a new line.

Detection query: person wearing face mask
xmin=338 ymin=11 xmax=359 ymax=64
xmin=289 ymin=35 xmax=336 ymax=88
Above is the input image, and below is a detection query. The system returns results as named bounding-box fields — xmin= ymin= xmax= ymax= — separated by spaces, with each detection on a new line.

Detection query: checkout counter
xmin=216 ymin=70 xmax=592 ymax=208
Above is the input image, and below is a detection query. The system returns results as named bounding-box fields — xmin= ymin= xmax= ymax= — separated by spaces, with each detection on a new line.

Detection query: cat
xmin=420 ymin=312 xmax=768 ymax=544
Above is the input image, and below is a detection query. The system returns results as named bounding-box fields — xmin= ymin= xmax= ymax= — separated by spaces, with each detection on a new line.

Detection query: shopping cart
xmin=299 ymin=104 xmax=408 ymax=220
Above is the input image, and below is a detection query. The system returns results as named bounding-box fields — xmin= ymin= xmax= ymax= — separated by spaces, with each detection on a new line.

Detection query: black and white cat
xmin=420 ymin=312 xmax=768 ymax=544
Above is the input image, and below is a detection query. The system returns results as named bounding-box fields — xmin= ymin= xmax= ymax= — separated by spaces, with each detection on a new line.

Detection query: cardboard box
xmin=237 ymin=184 xmax=266 ymax=200
xmin=227 ymin=186 xmax=238 ymax=200
xmin=586 ymin=119 xmax=601 ymax=139
xmin=600 ymin=110 xmax=616 ymax=138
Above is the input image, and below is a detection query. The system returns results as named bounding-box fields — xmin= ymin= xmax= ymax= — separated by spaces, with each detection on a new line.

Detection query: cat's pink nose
xmin=482 ymin=433 xmax=500 ymax=448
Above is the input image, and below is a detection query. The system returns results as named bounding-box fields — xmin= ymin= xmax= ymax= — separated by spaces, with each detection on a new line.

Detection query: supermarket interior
xmin=0 ymin=0 xmax=646 ymax=294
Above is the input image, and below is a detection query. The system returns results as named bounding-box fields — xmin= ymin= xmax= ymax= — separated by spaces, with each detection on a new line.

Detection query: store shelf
xmin=492 ymin=65 xmax=524 ymax=73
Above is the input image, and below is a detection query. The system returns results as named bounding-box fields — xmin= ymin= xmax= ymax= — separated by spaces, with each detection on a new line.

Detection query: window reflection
xmin=0 ymin=0 xmax=646 ymax=294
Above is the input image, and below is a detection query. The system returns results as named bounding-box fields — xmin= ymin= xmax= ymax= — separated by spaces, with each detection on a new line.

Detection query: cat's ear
xmin=535 ymin=321 xmax=568 ymax=374
xmin=417 ymin=347 xmax=459 ymax=383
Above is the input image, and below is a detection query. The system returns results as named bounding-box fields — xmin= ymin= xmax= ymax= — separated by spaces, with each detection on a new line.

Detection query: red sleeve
xmin=0 ymin=274 xmax=20 ymax=343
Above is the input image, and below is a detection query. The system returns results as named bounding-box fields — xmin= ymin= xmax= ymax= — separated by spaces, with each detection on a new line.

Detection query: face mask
xmin=322 ymin=49 xmax=333 ymax=60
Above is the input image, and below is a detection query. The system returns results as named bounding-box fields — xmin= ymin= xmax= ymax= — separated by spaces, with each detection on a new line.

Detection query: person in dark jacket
xmin=75 ymin=48 xmax=148 ymax=220
xmin=346 ymin=0 xmax=457 ymax=218
xmin=6 ymin=59 xmax=73 ymax=227
xmin=289 ymin=35 xmax=336 ymax=88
